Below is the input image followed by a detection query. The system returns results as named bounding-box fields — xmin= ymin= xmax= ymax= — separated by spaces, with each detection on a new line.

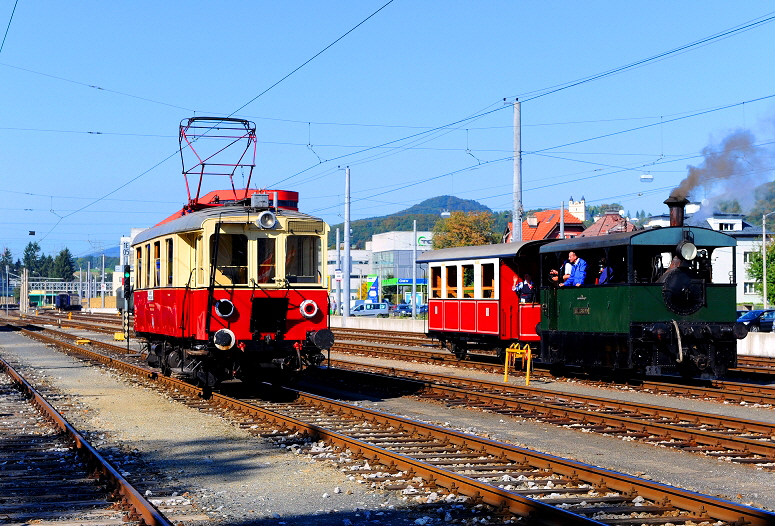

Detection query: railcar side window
xmin=144 ymin=244 xmax=151 ymax=290
xmin=165 ymin=239 xmax=173 ymax=286
xmin=210 ymin=234 xmax=248 ymax=285
xmin=446 ymin=266 xmax=458 ymax=298
xmin=153 ymin=241 xmax=161 ymax=287
xmin=257 ymin=238 xmax=276 ymax=284
xmin=431 ymin=267 xmax=441 ymax=298
xmin=135 ymin=247 xmax=143 ymax=289
xmin=195 ymin=235 xmax=204 ymax=285
xmin=286 ymin=236 xmax=320 ymax=283
xmin=481 ymin=263 xmax=495 ymax=298
xmin=462 ymin=264 xmax=474 ymax=298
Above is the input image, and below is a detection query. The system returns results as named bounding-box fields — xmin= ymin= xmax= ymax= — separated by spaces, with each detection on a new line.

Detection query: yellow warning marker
xmin=503 ymin=343 xmax=533 ymax=386
xmin=68 ymin=312 xmax=73 ymax=320
xmin=113 ymin=332 xmax=125 ymax=341
xmin=75 ymin=339 xmax=91 ymax=345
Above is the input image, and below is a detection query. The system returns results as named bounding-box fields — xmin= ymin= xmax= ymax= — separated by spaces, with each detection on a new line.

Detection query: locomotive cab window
xmin=285 ymin=235 xmax=321 ymax=284
xmin=210 ymin=233 xmax=248 ymax=285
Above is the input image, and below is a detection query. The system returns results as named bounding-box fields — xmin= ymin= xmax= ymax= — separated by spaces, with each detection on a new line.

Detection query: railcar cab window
xmin=257 ymin=237 xmax=276 ymax=284
xmin=210 ymin=233 xmax=248 ymax=285
xmin=285 ymin=236 xmax=321 ymax=284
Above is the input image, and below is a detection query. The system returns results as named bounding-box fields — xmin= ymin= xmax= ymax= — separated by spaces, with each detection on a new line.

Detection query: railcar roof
xmin=417 ymin=240 xmax=552 ymax=263
xmin=132 ymin=205 xmax=323 ymax=246
xmin=539 ymin=226 xmax=736 ymax=253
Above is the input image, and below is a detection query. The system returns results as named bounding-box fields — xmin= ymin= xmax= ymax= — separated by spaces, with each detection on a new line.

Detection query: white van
xmin=350 ymin=302 xmax=389 ymax=317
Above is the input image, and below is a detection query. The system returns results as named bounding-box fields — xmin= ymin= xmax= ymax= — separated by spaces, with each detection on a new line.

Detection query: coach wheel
xmin=495 ymin=347 xmax=507 ymax=364
xmin=450 ymin=341 xmax=468 ymax=361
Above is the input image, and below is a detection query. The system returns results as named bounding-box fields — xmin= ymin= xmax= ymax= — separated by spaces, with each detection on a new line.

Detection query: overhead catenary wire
xmin=0 ymin=0 xmax=19 ymax=55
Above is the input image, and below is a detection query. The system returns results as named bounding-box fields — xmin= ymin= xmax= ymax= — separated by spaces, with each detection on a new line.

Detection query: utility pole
xmin=101 ymin=254 xmax=105 ymax=309
xmin=512 ymin=99 xmax=523 ymax=243
xmin=336 ymin=227 xmax=341 ymax=316
xmin=412 ymin=220 xmax=417 ymax=319
xmin=87 ymin=261 xmax=91 ymax=310
xmin=342 ymin=167 xmax=351 ymax=324
xmin=560 ymin=201 xmax=565 ymax=239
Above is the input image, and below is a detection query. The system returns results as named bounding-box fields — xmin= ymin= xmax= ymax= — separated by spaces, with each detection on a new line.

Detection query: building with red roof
xmin=503 ymin=209 xmax=584 ymax=243
xmin=579 ymin=210 xmax=637 ymax=237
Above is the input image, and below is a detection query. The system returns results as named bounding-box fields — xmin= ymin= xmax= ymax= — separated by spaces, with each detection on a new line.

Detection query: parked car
xmin=737 ymin=309 xmax=775 ymax=332
xmin=393 ymin=303 xmax=413 ymax=316
xmin=417 ymin=304 xmax=428 ymax=314
xmin=350 ymin=302 xmax=389 ymax=317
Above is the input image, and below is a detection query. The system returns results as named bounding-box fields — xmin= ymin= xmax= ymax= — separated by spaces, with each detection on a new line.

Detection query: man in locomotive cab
xmin=598 ymin=256 xmax=613 ymax=285
xmin=559 ymin=251 xmax=586 ymax=287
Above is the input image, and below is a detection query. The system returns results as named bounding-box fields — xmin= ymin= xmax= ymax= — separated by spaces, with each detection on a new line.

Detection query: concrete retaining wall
xmin=330 ymin=315 xmax=427 ymax=334
xmin=738 ymin=332 xmax=775 ymax=357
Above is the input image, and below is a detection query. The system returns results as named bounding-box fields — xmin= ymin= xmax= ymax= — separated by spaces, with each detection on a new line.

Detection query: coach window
xmin=210 ymin=234 xmax=248 ymax=285
xmin=165 ymin=239 xmax=173 ymax=286
xmin=135 ymin=247 xmax=143 ymax=289
xmin=257 ymin=237 xmax=276 ymax=284
xmin=481 ymin=263 xmax=495 ymax=298
xmin=286 ymin=236 xmax=320 ymax=284
xmin=446 ymin=265 xmax=458 ymax=298
xmin=462 ymin=264 xmax=474 ymax=298
xmin=430 ymin=266 xmax=442 ymax=298
xmin=144 ymin=244 xmax=151 ymax=289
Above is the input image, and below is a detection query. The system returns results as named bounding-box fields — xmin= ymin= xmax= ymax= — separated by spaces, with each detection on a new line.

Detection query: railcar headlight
xmin=256 ymin=210 xmax=277 ymax=229
xmin=676 ymin=240 xmax=697 ymax=261
xmin=214 ymin=299 xmax=235 ymax=318
xmin=299 ymin=299 xmax=319 ymax=319
xmin=213 ymin=328 xmax=236 ymax=350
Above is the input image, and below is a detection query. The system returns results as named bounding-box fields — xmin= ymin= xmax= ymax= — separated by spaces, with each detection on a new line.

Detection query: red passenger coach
xmin=417 ymin=241 xmax=550 ymax=361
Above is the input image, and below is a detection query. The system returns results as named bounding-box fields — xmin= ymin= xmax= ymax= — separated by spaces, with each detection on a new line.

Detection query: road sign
xmin=334 ymin=269 xmax=343 ymax=282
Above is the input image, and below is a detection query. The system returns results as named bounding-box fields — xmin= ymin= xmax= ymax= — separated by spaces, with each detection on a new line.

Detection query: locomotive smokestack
xmin=664 ymin=196 xmax=689 ymax=227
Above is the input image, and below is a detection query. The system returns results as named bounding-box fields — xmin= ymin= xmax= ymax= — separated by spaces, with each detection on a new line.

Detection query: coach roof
xmin=417 ymin=240 xmax=551 ymax=263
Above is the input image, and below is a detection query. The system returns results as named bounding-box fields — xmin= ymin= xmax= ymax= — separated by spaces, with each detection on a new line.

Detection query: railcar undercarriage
xmin=141 ymin=334 xmax=330 ymax=387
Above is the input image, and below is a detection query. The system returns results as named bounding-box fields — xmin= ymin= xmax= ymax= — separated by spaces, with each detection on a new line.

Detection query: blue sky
xmin=1 ymin=2 xmax=774 ymax=259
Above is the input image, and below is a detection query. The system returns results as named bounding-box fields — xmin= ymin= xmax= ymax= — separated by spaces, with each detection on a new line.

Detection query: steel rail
xmin=9 ymin=323 xmax=775 ymax=525
xmin=327 ymin=359 xmax=775 ymax=463
xmin=0 ymin=356 xmax=172 ymax=526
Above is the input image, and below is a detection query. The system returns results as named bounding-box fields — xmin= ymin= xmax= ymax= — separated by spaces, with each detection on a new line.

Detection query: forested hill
xmin=327 ymin=195 xmax=492 ymax=249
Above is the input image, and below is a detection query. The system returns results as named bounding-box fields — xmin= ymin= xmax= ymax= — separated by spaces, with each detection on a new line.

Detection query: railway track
xmin=7 ymin=322 xmax=775 ymax=525
xmin=0 ymin=355 xmax=173 ymax=525
xmin=325 ymin=358 xmax=775 ymax=469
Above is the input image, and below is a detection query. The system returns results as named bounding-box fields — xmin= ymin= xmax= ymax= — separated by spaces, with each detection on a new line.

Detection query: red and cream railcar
xmin=131 ymin=189 xmax=334 ymax=387
xmin=417 ymin=241 xmax=550 ymax=360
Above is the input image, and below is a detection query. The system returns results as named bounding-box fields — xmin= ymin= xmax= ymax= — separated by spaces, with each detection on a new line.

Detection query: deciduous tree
xmin=746 ymin=243 xmax=775 ymax=306
xmin=432 ymin=211 xmax=495 ymax=249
